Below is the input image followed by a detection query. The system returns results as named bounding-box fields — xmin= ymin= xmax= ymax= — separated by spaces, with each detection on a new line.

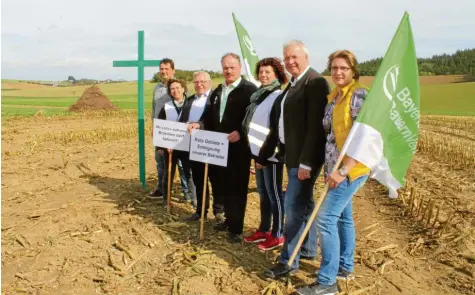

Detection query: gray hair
xmin=193 ymin=71 xmax=211 ymax=81
xmin=221 ymin=52 xmax=241 ymax=64
xmin=283 ymin=40 xmax=309 ymax=55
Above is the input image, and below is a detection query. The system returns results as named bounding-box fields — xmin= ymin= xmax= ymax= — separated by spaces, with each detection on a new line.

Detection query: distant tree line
xmin=321 ymin=48 xmax=475 ymax=77
xmin=151 ymin=69 xmax=223 ymax=83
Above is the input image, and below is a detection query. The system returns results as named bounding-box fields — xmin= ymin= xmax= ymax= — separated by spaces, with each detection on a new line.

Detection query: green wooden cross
xmin=113 ymin=31 xmax=161 ymax=189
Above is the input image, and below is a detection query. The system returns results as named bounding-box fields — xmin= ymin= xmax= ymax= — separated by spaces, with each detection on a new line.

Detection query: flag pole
xmin=287 ymin=155 xmax=342 ymax=266
xmin=287 ymin=124 xmax=359 ymax=267
xmin=199 ymin=163 xmax=209 ymax=241
xmin=289 ymin=13 xmax=418 ymax=264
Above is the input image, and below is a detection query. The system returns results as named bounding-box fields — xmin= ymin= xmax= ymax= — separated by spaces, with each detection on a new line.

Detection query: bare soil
xmin=68 ymin=86 xmax=117 ymax=112
xmin=1 ymin=113 xmax=474 ymax=295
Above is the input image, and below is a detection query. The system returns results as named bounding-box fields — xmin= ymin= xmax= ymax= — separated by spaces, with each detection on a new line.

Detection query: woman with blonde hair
xmin=294 ymin=50 xmax=370 ymax=295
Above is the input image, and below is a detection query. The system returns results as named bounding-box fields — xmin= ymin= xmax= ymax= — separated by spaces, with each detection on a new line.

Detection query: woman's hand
xmin=158 ymin=149 xmax=164 ymax=156
xmin=325 ymin=171 xmax=346 ymax=188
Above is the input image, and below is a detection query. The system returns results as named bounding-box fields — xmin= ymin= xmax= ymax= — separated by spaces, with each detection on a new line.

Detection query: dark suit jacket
xmin=180 ymin=90 xmax=213 ymax=123
xmin=199 ymin=77 xmax=257 ymax=160
xmin=199 ymin=78 xmax=257 ymax=136
xmin=258 ymin=68 xmax=329 ymax=170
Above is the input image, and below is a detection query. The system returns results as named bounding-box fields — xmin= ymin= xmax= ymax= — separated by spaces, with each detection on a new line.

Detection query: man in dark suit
xmin=258 ymin=40 xmax=330 ymax=278
xmin=182 ymin=71 xmax=224 ymax=222
xmin=189 ymin=53 xmax=258 ymax=243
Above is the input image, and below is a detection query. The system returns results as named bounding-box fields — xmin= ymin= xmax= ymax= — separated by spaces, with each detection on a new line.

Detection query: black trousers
xmin=191 ymin=160 xmax=224 ymax=216
xmin=211 ymin=149 xmax=251 ymax=235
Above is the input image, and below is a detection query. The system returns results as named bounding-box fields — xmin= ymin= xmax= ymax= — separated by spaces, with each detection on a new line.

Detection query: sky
xmin=1 ymin=0 xmax=475 ymax=81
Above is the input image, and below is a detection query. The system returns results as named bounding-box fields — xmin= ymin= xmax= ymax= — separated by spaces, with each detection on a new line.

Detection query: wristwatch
xmin=338 ymin=166 xmax=348 ymax=177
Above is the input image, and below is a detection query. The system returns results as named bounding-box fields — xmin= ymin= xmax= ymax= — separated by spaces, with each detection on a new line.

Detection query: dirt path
xmin=2 ymin=114 xmax=474 ymax=295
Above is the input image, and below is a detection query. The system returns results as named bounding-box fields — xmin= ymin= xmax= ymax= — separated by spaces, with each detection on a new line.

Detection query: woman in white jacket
xmin=242 ymin=58 xmax=288 ymax=251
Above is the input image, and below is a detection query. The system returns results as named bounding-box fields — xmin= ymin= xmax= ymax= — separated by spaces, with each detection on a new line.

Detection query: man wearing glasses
xmin=182 ymin=71 xmax=224 ymax=222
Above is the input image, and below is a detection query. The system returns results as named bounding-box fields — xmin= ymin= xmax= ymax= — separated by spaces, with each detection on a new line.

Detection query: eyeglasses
xmin=194 ymin=80 xmax=210 ymax=85
xmin=331 ymin=66 xmax=351 ymax=72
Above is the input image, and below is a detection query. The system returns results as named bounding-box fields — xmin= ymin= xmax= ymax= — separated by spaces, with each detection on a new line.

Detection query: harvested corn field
xmin=2 ymin=112 xmax=474 ymax=295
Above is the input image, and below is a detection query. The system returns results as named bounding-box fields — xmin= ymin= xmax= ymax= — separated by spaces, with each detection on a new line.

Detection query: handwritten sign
xmin=153 ymin=119 xmax=190 ymax=151
xmin=190 ymin=130 xmax=229 ymax=167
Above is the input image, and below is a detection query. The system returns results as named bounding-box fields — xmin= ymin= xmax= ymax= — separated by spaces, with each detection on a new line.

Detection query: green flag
xmin=342 ymin=12 xmax=420 ymax=198
xmin=232 ymin=13 xmax=259 ymax=85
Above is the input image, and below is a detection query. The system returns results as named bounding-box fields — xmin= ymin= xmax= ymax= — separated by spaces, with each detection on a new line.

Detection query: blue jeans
xmin=279 ymin=167 xmax=320 ymax=269
xmin=255 ymin=162 xmax=285 ymax=238
xmin=177 ymin=160 xmax=188 ymax=193
xmin=155 ymin=148 xmax=188 ymax=192
xmin=316 ymin=175 xmax=368 ymax=286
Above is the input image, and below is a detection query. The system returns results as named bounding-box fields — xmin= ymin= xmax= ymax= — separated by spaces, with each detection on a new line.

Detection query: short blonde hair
xmin=327 ymin=50 xmax=360 ymax=81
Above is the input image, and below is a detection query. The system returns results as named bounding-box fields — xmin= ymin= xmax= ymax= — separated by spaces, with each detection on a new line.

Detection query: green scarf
xmin=250 ymin=79 xmax=280 ymax=103
xmin=242 ymin=79 xmax=281 ymax=136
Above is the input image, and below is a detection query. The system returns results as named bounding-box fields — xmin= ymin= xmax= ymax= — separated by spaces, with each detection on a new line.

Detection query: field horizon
xmin=1 ymin=75 xmax=474 ymax=117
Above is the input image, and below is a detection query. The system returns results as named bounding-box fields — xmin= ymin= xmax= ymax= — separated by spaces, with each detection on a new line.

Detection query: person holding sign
xmin=158 ymin=79 xmax=197 ymax=208
xmin=260 ymin=40 xmax=330 ymax=279
xmin=241 ymin=58 xmax=287 ymax=251
xmin=189 ymin=53 xmax=258 ymax=243
xmin=150 ymin=58 xmax=189 ymax=199
xmin=182 ymin=71 xmax=224 ymax=222
xmin=294 ymin=51 xmax=369 ymax=295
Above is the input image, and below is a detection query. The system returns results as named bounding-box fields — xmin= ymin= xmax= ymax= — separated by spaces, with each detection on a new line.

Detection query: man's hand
xmin=187 ymin=122 xmax=200 ymax=134
xmin=298 ymin=167 xmax=311 ymax=180
xmin=158 ymin=149 xmax=164 ymax=156
xmin=256 ymin=163 xmax=264 ymax=169
xmin=228 ymin=131 xmax=240 ymax=143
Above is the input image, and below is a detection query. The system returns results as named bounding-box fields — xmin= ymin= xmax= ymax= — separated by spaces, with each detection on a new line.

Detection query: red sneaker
xmin=244 ymin=231 xmax=270 ymax=243
xmin=257 ymin=236 xmax=284 ymax=251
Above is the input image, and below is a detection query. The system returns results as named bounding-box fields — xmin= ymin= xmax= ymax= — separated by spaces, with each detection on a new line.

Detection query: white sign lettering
xmin=153 ymin=119 xmax=190 ymax=151
xmin=189 ymin=130 xmax=229 ymax=167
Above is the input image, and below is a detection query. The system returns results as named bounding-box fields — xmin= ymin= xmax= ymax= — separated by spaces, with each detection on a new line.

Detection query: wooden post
xmin=167 ymin=151 xmax=173 ymax=213
xmin=200 ymin=163 xmax=209 ymax=241
xmin=287 ymin=154 xmax=344 ymax=267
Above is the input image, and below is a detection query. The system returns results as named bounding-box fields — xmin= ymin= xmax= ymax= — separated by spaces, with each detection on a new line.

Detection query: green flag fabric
xmin=232 ymin=13 xmax=260 ymax=85
xmin=342 ymin=12 xmax=420 ymax=198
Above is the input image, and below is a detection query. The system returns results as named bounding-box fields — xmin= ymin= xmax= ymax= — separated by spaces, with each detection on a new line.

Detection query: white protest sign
xmin=153 ymin=119 xmax=190 ymax=151
xmin=190 ymin=129 xmax=229 ymax=167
